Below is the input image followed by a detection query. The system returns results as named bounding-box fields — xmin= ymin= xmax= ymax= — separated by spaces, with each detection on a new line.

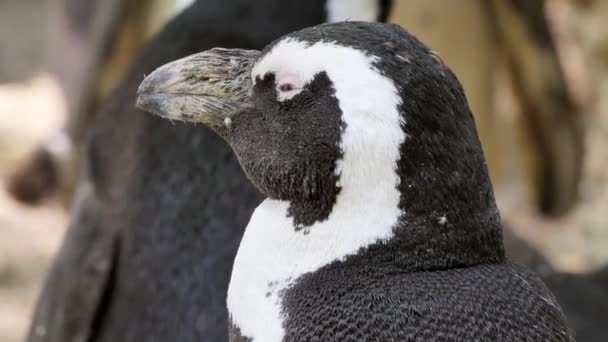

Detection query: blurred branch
xmin=489 ymin=0 xmax=584 ymax=215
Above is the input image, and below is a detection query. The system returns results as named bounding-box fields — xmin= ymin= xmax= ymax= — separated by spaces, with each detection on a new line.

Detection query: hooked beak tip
xmin=135 ymin=79 xmax=155 ymax=113
xmin=135 ymin=92 xmax=150 ymax=112
xmin=135 ymin=67 xmax=174 ymax=116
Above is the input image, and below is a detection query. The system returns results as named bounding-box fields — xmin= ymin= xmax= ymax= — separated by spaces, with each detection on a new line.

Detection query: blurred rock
xmin=0 ymin=75 xmax=66 ymax=168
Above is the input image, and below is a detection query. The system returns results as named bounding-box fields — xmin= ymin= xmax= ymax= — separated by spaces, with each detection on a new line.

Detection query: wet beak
xmin=136 ymin=48 xmax=260 ymax=131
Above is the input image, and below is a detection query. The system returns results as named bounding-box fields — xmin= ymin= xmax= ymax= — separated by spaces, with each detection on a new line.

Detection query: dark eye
xmin=278 ymin=83 xmax=296 ymax=92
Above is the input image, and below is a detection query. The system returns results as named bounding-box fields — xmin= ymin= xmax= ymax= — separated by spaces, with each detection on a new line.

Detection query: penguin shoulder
xmin=279 ymin=260 xmax=573 ymax=341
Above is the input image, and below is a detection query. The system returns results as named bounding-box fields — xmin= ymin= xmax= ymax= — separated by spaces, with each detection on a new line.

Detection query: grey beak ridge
xmin=135 ymin=48 xmax=260 ymax=127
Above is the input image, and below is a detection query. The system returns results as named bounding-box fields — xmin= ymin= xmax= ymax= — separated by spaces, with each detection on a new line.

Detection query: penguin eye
xmin=275 ymin=72 xmax=304 ymax=101
xmin=278 ymin=83 xmax=297 ymax=92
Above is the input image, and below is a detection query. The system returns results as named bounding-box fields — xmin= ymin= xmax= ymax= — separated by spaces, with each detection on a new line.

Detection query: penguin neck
xmin=244 ymin=135 xmax=406 ymax=278
xmin=264 ymin=149 xmax=505 ymax=273
xmin=390 ymin=147 xmax=506 ymax=271
xmin=287 ymin=142 xmax=404 ymax=233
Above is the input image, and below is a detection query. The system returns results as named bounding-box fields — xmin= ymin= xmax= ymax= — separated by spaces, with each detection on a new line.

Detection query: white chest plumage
xmin=227 ymin=197 xmax=400 ymax=342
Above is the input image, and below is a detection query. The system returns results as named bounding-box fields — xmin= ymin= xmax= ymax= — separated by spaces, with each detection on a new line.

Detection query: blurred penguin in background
xmin=26 ymin=1 xmax=392 ymax=342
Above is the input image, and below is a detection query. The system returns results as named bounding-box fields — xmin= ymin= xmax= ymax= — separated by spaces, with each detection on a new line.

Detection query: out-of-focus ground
xmin=1 ymin=1 xmax=607 ymax=342
xmin=0 ymin=76 xmax=67 ymax=342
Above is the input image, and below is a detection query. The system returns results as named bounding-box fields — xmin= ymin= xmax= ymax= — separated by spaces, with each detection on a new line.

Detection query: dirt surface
xmin=0 ymin=182 xmax=65 ymax=342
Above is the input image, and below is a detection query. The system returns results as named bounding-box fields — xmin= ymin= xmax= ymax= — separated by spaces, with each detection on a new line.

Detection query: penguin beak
xmin=136 ymin=48 xmax=260 ymax=130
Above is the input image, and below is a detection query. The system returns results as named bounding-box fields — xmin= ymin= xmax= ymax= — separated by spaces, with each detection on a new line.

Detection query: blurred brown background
xmin=0 ymin=0 xmax=606 ymax=341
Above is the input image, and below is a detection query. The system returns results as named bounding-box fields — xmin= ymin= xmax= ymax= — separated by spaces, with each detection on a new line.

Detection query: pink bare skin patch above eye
xmin=276 ymin=72 xmax=305 ymax=101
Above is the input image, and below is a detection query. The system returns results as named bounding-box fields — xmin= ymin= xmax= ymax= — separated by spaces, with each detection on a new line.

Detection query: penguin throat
xmin=284 ymin=151 xmax=404 ymax=234
xmin=284 ymin=102 xmax=406 ymax=232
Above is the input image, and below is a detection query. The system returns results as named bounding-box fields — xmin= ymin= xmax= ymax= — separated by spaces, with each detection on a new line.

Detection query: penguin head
xmin=137 ymin=21 xmax=500 ymax=237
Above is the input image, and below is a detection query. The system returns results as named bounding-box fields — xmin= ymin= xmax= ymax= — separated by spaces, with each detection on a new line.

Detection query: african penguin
xmin=137 ymin=21 xmax=575 ymax=341
xmin=27 ymin=2 xmax=392 ymax=342
xmin=138 ymin=21 xmax=573 ymax=341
